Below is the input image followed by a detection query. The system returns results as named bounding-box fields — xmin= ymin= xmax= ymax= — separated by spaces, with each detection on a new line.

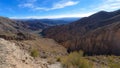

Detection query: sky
xmin=0 ymin=0 xmax=120 ymax=19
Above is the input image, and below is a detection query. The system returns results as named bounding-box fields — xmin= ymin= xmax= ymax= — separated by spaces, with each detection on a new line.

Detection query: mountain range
xmin=14 ymin=17 xmax=80 ymax=30
xmin=1 ymin=9 xmax=120 ymax=56
xmin=1 ymin=9 xmax=120 ymax=68
xmin=42 ymin=9 xmax=120 ymax=55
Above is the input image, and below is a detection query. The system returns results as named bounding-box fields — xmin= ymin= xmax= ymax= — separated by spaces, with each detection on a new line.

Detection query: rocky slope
xmin=13 ymin=38 xmax=67 ymax=59
xmin=0 ymin=17 xmax=35 ymax=40
xmin=0 ymin=16 xmax=68 ymax=68
xmin=42 ymin=9 xmax=120 ymax=55
xmin=0 ymin=38 xmax=46 ymax=68
xmin=0 ymin=38 xmax=67 ymax=68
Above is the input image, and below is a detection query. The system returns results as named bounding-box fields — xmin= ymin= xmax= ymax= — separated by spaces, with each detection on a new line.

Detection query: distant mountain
xmin=14 ymin=18 xmax=80 ymax=30
xmin=15 ymin=20 xmax=48 ymax=31
xmin=42 ymin=9 xmax=120 ymax=55
xmin=53 ymin=17 xmax=80 ymax=22
xmin=35 ymin=19 xmax=69 ymax=25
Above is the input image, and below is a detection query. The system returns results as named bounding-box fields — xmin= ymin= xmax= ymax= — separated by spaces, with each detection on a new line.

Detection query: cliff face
xmin=76 ymin=21 xmax=120 ymax=55
xmin=42 ymin=10 xmax=120 ymax=55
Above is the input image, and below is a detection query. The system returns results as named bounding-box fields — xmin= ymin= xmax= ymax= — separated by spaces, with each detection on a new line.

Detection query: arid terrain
xmin=0 ymin=8 xmax=120 ymax=68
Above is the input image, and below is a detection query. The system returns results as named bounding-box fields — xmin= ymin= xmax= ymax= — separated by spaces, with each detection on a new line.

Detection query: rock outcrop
xmin=0 ymin=38 xmax=48 ymax=68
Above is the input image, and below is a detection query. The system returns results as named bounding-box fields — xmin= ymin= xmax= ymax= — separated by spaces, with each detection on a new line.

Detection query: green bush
xmin=31 ymin=49 xmax=39 ymax=58
xmin=60 ymin=50 xmax=93 ymax=68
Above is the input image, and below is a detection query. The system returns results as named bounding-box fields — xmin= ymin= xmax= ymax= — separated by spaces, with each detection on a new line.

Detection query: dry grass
xmin=60 ymin=51 xmax=93 ymax=68
xmin=58 ymin=50 xmax=120 ymax=68
xmin=87 ymin=55 xmax=120 ymax=68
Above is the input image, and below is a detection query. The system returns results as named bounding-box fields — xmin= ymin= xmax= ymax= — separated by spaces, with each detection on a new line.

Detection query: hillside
xmin=0 ymin=16 xmax=67 ymax=56
xmin=0 ymin=17 xmax=35 ymax=40
xmin=0 ymin=16 xmax=68 ymax=68
xmin=42 ymin=9 xmax=120 ymax=55
xmin=0 ymin=38 xmax=44 ymax=68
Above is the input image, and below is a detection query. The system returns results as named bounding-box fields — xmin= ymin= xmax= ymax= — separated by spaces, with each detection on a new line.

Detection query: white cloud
xmin=34 ymin=0 xmax=79 ymax=11
xmin=50 ymin=0 xmax=79 ymax=10
xmin=95 ymin=0 xmax=120 ymax=11
xmin=34 ymin=7 xmax=49 ymax=11
xmin=19 ymin=0 xmax=79 ymax=11
xmin=16 ymin=0 xmax=120 ymax=19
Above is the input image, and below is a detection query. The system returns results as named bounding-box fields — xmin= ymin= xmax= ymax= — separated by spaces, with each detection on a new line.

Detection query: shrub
xmin=31 ymin=49 xmax=39 ymax=58
xmin=107 ymin=56 xmax=120 ymax=68
xmin=109 ymin=63 xmax=120 ymax=68
xmin=56 ymin=57 xmax=61 ymax=62
xmin=60 ymin=50 xmax=93 ymax=68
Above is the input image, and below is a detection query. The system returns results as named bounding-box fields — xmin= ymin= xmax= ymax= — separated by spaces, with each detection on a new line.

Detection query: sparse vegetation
xmin=56 ymin=57 xmax=61 ymax=62
xmin=87 ymin=55 xmax=120 ymax=68
xmin=60 ymin=50 xmax=93 ymax=68
xmin=31 ymin=48 xmax=39 ymax=58
xmin=109 ymin=63 xmax=120 ymax=68
xmin=107 ymin=56 xmax=120 ymax=68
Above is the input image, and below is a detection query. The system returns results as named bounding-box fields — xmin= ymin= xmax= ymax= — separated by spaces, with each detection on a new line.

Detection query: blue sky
xmin=0 ymin=0 xmax=120 ymax=19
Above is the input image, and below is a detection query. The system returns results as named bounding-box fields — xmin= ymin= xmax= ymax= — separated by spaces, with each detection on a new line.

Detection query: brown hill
xmin=0 ymin=16 xmax=67 ymax=57
xmin=0 ymin=16 xmax=69 ymax=68
xmin=42 ymin=10 xmax=120 ymax=55
xmin=0 ymin=17 xmax=35 ymax=40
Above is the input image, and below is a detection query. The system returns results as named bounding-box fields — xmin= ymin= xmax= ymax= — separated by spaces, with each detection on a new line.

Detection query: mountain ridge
xmin=42 ymin=9 xmax=120 ymax=55
xmin=14 ymin=17 xmax=80 ymax=30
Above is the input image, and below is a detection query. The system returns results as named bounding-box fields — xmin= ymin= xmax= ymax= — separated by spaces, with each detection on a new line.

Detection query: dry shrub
xmin=31 ymin=48 xmax=39 ymax=58
xmin=60 ymin=50 xmax=93 ymax=68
